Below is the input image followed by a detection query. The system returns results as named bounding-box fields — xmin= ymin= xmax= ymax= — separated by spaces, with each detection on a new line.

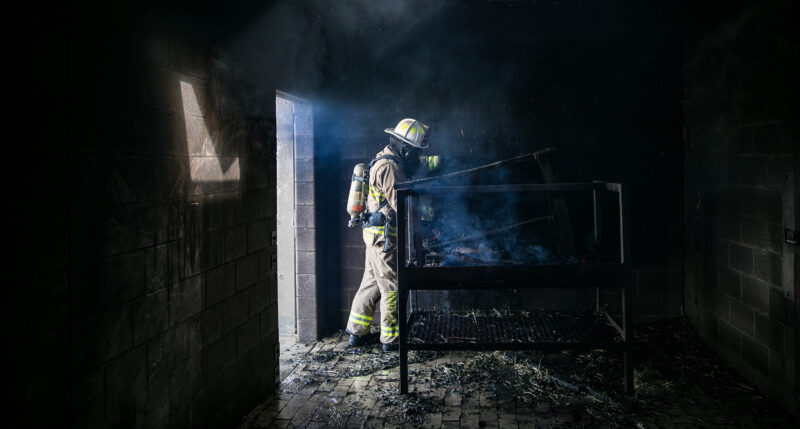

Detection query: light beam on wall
xmin=180 ymin=80 xmax=241 ymax=183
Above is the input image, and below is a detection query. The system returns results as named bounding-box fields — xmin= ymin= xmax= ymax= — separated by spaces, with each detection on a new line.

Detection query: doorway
xmin=275 ymin=91 xmax=318 ymax=352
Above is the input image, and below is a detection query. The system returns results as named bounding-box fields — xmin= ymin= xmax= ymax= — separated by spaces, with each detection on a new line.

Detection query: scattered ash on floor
xmin=266 ymin=319 xmax=795 ymax=428
xmin=280 ymin=330 xmax=445 ymax=425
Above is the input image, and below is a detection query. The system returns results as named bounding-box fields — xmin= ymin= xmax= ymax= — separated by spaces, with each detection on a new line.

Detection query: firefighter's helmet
xmin=384 ymin=118 xmax=430 ymax=149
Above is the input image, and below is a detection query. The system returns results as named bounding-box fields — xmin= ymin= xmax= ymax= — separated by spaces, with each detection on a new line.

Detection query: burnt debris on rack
xmin=393 ymin=151 xmax=633 ymax=396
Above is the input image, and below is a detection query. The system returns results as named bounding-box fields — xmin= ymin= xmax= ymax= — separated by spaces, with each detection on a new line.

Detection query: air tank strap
xmin=369 ymin=154 xmax=402 ymax=168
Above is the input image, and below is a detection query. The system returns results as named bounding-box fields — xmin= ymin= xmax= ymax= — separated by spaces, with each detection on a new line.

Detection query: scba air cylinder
xmin=346 ymin=163 xmax=368 ymax=227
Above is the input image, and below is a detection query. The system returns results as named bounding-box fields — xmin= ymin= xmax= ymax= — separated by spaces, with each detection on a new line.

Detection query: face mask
xmin=401 ymin=146 xmax=422 ymax=176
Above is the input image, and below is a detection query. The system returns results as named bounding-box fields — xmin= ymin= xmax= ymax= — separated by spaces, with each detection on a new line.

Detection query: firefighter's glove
xmin=382 ymin=218 xmax=397 ymax=253
xmin=363 ymin=212 xmax=386 ymax=228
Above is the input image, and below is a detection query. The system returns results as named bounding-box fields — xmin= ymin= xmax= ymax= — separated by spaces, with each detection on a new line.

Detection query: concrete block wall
xmin=293 ymin=102 xmax=323 ymax=342
xmin=684 ymin=0 xmax=798 ymax=414
xmin=4 ymin=2 xmax=279 ymax=427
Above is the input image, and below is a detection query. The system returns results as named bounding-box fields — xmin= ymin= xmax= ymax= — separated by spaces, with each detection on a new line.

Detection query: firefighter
xmin=346 ymin=118 xmax=431 ymax=352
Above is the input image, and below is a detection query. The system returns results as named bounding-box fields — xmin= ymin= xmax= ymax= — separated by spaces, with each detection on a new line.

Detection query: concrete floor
xmin=240 ymin=320 xmax=796 ymax=428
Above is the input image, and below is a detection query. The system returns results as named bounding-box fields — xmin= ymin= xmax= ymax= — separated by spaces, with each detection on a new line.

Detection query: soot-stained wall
xmin=4 ymin=1 xmax=284 ymax=427
xmin=684 ymin=0 xmax=798 ymax=413
xmin=307 ymin=1 xmax=685 ymax=329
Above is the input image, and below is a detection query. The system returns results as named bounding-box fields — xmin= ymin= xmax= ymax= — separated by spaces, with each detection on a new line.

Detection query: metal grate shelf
xmin=395 ymin=181 xmax=633 ymax=396
xmin=407 ymin=311 xmax=622 ymax=347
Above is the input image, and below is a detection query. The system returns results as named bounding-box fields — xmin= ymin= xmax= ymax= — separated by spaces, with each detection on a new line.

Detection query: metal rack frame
xmin=395 ymin=181 xmax=633 ymax=395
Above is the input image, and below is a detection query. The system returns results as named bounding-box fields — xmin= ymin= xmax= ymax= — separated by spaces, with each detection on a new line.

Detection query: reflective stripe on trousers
xmin=349 ymin=312 xmax=372 ymax=326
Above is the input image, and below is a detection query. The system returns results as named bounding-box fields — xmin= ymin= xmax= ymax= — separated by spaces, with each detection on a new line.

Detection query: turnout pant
xmin=346 ymin=238 xmax=398 ymax=344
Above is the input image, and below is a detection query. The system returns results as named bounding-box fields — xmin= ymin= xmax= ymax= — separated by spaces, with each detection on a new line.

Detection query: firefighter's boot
xmin=345 ymin=328 xmax=367 ymax=347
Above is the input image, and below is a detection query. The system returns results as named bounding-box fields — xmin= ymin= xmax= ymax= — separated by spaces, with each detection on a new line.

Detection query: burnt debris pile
xmin=249 ymin=318 xmax=795 ymax=428
xmin=420 ymin=191 xmax=563 ymax=267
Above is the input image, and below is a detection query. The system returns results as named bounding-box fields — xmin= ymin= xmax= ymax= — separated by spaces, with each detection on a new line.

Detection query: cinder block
xmin=342 ymin=246 xmax=364 ymax=270
xmin=169 ymin=354 xmax=203 ymax=405
xmin=260 ymin=304 xmax=278 ymax=338
xmin=717 ymin=320 xmax=742 ymax=356
xmin=105 ymin=346 xmax=147 ymax=413
xmin=341 ymin=268 xmax=364 ymax=292
xmin=719 ymin=267 xmax=741 ymax=300
xmin=133 ymin=289 xmax=168 ymax=345
xmin=134 ymin=378 xmax=169 ymax=428
xmin=247 ymin=219 xmax=270 ymax=253
xmin=248 ymin=279 xmax=268 ymax=318
xmin=295 ymin=228 xmax=316 ymax=251
xmin=237 ymin=316 xmax=260 ymax=357
xmin=268 ymin=276 xmax=277 ymax=304
xmin=164 ymin=318 xmax=202 ymax=368
xmin=738 ymin=187 xmax=782 ymax=221
xmin=729 ymin=243 xmax=754 ymax=274
xmin=71 ymin=304 xmax=133 ymax=376
xmin=106 ymin=251 xmax=148 ymax=309
xmin=296 ymin=274 xmax=316 ymax=297
xmin=167 ymin=29 xmax=210 ymax=79
xmin=223 ymin=225 xmax=247 ymax=262
xmin=236 ymin=253 xmax=260 ymax=289
xmin=709 ymin=239 xmax=729 ymax=265
xmin=145 ymin=244 xmax=170 ymax=292
xmin=754 ymin=312 xmax=784 ymax=354
xmin=205 ymin=331 xmax=236 ymax=377
xmin=182 ymin=232 xmax=222 ymax=278
xmin=222 ymin=291 xmax=248 ymax=333
xmin=189 ymin=386 xmax=218 ymax=428
xmin=170 ymin=274 xmax=203 ymax=326
xmin=294 ymin=114 xmax=314 ymax=137
xmin=710 ymin=289 xmax=730 ymax=320
xmin=199 ymin=302 xmax=222 ymax=344
xmin=741 ymin=276 xmax=768 ymax=314
xmin=768 ymin=287 xmax=794 ymax=326
xmin=130 ymin=61 xmax=183 ymax=114
xmin=295 ymin=135 xmax=314 ymax=159
xmin=294 ymin=182 xmax=315 ymax=205
xmin=205 ymin=263 xmax=235 ymax=306
xmin=297 ymin=318 xmax=318 ymax=343
xmin=258 ymin=251 xmax=271 ymax=280
xmin=295 ymin=251 xmax=316 ymax=274
xmin=297 ymin=296 xmax=317 ymax=319
xmin=740 ymin=218 xmax=782 ymax=252
xmin=729 ymin=299 xmax=755 ymax=336
xmin=742 ymin=335 xmax=769 ymax=376
xmin=754 ymin=249 xmax=781 ymax=286
xmin=294 ymin=205 xmax=315 ymax=228
xmin=146 ymin=335 xmax=169 ymax=386
xmin=295 ymin=157 xmax=314 ymax=182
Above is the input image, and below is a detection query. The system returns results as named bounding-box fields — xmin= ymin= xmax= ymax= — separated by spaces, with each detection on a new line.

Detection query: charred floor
xmin=240 ymin=319 xmax=794 ymax=428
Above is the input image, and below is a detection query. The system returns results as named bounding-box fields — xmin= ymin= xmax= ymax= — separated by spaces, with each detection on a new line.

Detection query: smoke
xmin=420 ymin=167 xmax=565 ymax=267
xmin=218 ymin=0 xmax=530 ymax=162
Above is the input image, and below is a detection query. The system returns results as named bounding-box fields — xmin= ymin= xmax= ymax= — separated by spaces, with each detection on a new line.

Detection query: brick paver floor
xmin=240 ymin=319 xmax=796 ymax=428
